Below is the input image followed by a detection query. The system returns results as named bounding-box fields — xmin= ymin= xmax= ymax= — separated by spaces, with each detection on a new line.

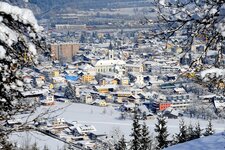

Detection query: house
xmin=91 ymin=99 xmax=108 ymax=107
xmin=119 ymin=103 xmax=136 ymax=112
xmin=112 ymin=91 xmax=132 ymax=103
xmin=81 ymin=93 xmax=93 ymax=104
xmin=65 ymin=75 xmax=79 ymax=82
xmin=82 ymin=74 xmax=95 ymax=83
xmin=52 ymin=70 xmax=60 ymax=77
xmin=126 ymin=95 xmax=140 ymax=104
xmin=121 ymin=77 xmax=129 ymax=85
xmin=34 ymin=76 xmax=45 ymax=87
xmin=126 ymin=63 xmax=144 ymax=73
xmin=159 ymin=102 xmax=172 ymax=111
xmin=71 ymin=122 xmax=96 ymax=135
xmin=5 ymin=119 xmax=22 ymax=128
xmin=41 ymin=95 xmax=55 ymax=106
xmin=99 ymin=78 xmax=119 ymax=85
xmin=79 ymin=64 xmax=96 ymax=75
xmin=128 ymin=72 xmax=144 ymax=85
xmin=52 ymin=77 xmax=66 ymax=84
xmin=51 ymin=118 xmax=68 ymax=131
xmin=94 ymin=85 xmax=117 ymax=94
xmin=150 ymin=101 xmax=172 ymax=112
xmin=163 ymin=108 xmax=179 ymax=119
xmin=160 ymin=65 xmax=180 ymax=74
xmin=213 ymin=96 xmax=225 ymax=110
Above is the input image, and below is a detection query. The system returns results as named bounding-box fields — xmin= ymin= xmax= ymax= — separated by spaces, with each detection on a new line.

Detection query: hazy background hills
xmin=10 ymin=0 xmax=152 ymax=19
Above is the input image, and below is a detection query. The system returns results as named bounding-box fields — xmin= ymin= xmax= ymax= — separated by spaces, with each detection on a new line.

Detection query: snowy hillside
xmin=165 ymin=132 xmax=225 ymax=150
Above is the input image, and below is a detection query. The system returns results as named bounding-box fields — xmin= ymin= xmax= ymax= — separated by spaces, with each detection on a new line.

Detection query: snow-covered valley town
xmin=1 ymin=0 xmax=225 ymax=150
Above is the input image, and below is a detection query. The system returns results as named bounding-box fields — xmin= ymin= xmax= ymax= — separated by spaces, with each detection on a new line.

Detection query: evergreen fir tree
xmin=187 ymin=123 xmax=195 ymax=141
xmin=141 ymin=122 xmax=152 ymax=150
xmin=115 ymin=135 xmax=126 ymax=150
xmin=130 ymin=108 xmax=142 ymax=150
xmin=194 ymin=122 xmax=202 ymax=139
xmin=176 ymin=119 xmax=188 ymax=143
xmin=64 ymin=82 xmax=76 ymax=101
xmin=31 ymin=142 xmax=39 ymax=150
xmin=79 ymin=33 xmax=86 ymax=43
xmin=204 ymin=119 xmax=214 ymax=136
xmin=43 ymin=145 xmax=49 ymax=150
xmin=154 ymin=114 xmax=169 ymax=149
xmin=0 ymin=138 xmax=13 ymax=150
xmin=142 ymin=111 xmax=147 ymax=120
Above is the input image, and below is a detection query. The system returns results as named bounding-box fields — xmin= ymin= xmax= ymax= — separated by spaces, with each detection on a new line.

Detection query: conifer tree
xmin=43 ymin=145 xmax=49 ymax=150
xmin=31 ymin=142 xmax=39 ymax=150
xmin=64 ymin=82 xmax=76 ymax=100
xmin=130 ymin=108 xmax=142 ymax=150
xmin=187 ymin=123 xmax=195 ymax=141
xmin=154 ymin=114 xmax=169 ymax=150
xmin=115 ymin=135 xmax=126 ymax=150
xmin=204 ymin=119 xmax=214 ymax=136
xmin=176 ymin=119 xmax=188 ymax=144
xmin=194 ymin=122 xmax=202 ymax=139
xmin=141 ymin=122 xmax=152 ymax=150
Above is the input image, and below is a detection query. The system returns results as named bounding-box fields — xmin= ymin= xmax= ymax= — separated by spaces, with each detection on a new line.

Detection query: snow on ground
xmin=36 ymin=102 xmax=225 ymax=138
xmin=10 ymin=131 xmax=65 ymax=150
xmin=11 ymin=102 xmax=225 ymax=149
xmin=165 ymin=132 xmax=225 ymax=150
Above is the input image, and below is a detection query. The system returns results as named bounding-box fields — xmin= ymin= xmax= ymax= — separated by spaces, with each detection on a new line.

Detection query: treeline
xmin=115 ymin=108 xmax=214 ymax=150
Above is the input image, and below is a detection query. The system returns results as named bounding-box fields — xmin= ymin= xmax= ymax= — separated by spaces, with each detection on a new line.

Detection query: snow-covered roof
xmin=95 ymin=59 xmax=125 ymax=66
xmin=174 ymin=88 xmax=186 ymax=93
xmin=21 ymin=89 xmax=49 ymax=97
xmin=95 ymin=85 xmax=117 ymax=90
xmin=200 ymin=68 xmax=225 ymax=79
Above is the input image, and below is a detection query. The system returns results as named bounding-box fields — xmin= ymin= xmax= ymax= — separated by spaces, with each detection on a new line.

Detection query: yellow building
xmin=98 ymin=100 xmax=108 ymax=107
xmin=82 ymin=74 xmax=95 ymax=83
xmin=98 ymin=88 xmax=109 ymax=94
xmin=49 ymin=83 xmax=54 ymax=89
xmin=52 ymin=70 xmax=60 ymax=77
xmin=121 ymin=78 xmax=129 ymax=85
xmin=100 ymin=79 xmax=107 ymax=85
xmin=95 ymin=85 xmax=117 ymax=94
xmin=111 ymin=79 xmax=118 ymax=85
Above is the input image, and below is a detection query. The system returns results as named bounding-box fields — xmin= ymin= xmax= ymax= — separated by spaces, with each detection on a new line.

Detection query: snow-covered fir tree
xmin=154 ymin=114 xmax=169 ymax=150
xmin=130 ymin=108 xmax=142 ymax=150
xmin=64 ymin=82 xmax=76 ymax=100
xmin=115 ymin=135 xmax=126 ymax=150
xmin=176 ymin=119 xmax=189 ymax=144
xmin=141 ymin=122 xmax=152 ymax=150
xmin=0 ymin=1 xmax=47 ymax=148
xmin=204 ymin=119 xmax=214 ymax=136
xmin=194 ymin=122 xmax=202 ymax=139
xmin=187 ymin=123 xmax=196 ymax=141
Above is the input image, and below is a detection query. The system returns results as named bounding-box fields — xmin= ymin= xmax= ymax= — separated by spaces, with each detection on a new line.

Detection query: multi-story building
xmin=126 ymin=64 xmax=144 ymax=73
xmin=50 ymin=43 xmax=80 ymax=62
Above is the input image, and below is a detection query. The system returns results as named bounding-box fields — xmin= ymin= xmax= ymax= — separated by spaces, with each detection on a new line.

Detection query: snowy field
xmin=42 ymin=102 xmax=225 ymax=137
xmin=11 ymin=102 xmax=225 ymax=149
